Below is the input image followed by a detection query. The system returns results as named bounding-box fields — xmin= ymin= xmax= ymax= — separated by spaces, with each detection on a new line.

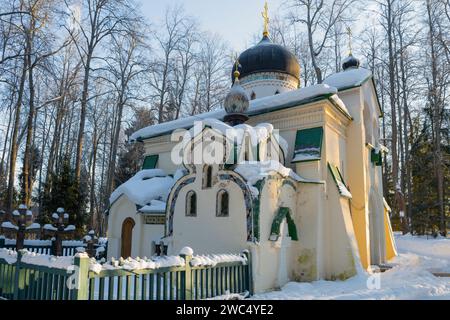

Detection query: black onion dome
xmin=342 ymin=53 xmax=360 ymax=70
xmin=232 ymin=35 xmax=300 ymax=82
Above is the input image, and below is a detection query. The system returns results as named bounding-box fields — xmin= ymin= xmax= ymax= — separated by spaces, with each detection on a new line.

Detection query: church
xmin=106 ymin=3 xmax=397 ymax=293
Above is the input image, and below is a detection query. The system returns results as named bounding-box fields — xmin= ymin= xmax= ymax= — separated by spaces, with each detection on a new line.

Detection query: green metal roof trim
xmin=292 ymin=127 xmax=323 ymax=163
xmin=269 ymin=207 xmax=298 ymax=241
xmin=142 ymin=154 xmax=159 ymax=170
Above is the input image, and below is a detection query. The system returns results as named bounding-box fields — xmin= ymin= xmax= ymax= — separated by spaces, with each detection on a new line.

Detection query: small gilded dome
xmin=224 ymin=74 xmax=249 ymax=114
xmin=342 ymin=53 xmax=360 ymax=70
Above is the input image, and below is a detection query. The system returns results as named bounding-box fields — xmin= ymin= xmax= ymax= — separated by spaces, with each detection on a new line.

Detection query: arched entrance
xmin=121 ymin=217 xmax=135 ymax=258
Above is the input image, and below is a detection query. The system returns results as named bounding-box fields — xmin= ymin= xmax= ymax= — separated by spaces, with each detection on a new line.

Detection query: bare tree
xmin=64 ymin=0 xmax=134 ymax=182
xmin=287 ymin=0 xmax=357 ymax=83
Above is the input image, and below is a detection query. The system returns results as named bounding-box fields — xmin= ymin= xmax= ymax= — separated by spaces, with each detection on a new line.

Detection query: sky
xmin=137 ymin=0 xmax=379 ymax=55
xmin=138 ymin=0 xmax=285 ymax=51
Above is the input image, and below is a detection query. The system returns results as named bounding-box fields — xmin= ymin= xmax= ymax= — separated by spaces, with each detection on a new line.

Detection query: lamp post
xmin=0 ymin=204 xmax=40 ymax=250
xmin=43 ymin=208 xmax=75 ymax=256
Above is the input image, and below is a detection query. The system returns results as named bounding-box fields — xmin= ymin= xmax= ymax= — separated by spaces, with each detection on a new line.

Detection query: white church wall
xmin=251 ymin=178 xmax=298 ymax=293
xmin=140 ymin=223 xmax=165 ymax=258
xmin=167 ymin=171 xmax=249 ymax=255
xmin=337 ymin=88 xmax=372 ymax=269
xmin=143 ymin=137 xmax=179 ymax=174
xmin=361 ymin=82 xmax=387 ymax=264
xmin=323 ymin=172 xmax=362 ymax=279
xmin=293 ymin=183 xmax=324 ymax=281
xmin=107 ymin=196 xmax=142 ymax=259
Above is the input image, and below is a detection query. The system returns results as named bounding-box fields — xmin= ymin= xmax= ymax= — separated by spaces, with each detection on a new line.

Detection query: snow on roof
xmin=323 ymin=68 xmax=372 ymax=91
xmin=110 ymin=168 xmax=182 ymax=208
xmin=234 ymin=160 xmax=323 ymax=197
xmin=186 ymin=119 xmax=289 ymax=157
xmin=138 ymin=200 xmax=167 ymax=213
xmin=130 ymin=84 xmax=339 ymax=141
xmin=110 ymin=168 xmax=188 ymax=209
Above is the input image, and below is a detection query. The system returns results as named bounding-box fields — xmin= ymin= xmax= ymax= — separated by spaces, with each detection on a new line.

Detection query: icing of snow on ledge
xmin=235 ymin=160 xmax=323 ymax=197
xmin=190 ymin=253 xmax=247 ymax=267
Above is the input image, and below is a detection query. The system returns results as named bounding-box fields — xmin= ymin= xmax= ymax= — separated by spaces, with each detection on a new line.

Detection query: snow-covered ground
xmin=253 ymin=233 xmax=450 ymax=300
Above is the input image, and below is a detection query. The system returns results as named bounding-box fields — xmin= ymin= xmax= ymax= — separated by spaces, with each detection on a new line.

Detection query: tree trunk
xmin=75 ymin=54 xmax=92 ymax=181
xmin=6 ymin=54 xmax=28 ymax=212
xmin=426 ymin=0 xmax=446 ymax=235
xmin=22 ymin=44 xmax=36 ymax=206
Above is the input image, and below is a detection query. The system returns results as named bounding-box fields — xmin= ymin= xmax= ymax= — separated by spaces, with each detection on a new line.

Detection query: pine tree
xmin=41 ymin=156 xmax=87 ymax=236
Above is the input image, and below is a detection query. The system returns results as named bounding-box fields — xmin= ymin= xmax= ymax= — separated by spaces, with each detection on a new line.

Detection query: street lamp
xmin=0 ymin=204 xmax=40 ymax=250
xmin=43 ymin=208 xmax=75 ymax=256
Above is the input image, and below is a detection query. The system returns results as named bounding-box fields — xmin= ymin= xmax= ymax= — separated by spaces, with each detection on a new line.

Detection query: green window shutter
xmin=327 ymin=162 xmax=352 ymax=199
xmin=292 ymin=127 xmax=323 ymax=163
xmin=142 ymin=154 xmax=159 ymax=170
xmin=371 ymin=149 xmax=382 ymax=166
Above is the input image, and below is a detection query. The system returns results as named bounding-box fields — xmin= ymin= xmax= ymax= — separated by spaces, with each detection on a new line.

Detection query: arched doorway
xmin=121 ymin=217 xmax=135 ymax=258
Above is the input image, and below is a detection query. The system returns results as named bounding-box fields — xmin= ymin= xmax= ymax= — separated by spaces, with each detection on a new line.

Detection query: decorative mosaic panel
xmin=219 ymin=173 xmax=254 ymax=242
xmin=166 ymin=176 xmax=196 ymax=236
xmin=144 ymin=215 xmax=165 ymax=225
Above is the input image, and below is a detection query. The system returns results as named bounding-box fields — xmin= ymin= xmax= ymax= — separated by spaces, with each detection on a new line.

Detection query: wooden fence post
xmin=13 ymin=250 xmax=26 ymax=300
xmin=242 ymin=249 xmax=253 ymax=296
xmin=72 ymin=253 xmax=90 ymax=300
xmin=179 ymin=247 xmax=193 ymax=300
xmin=50 ymin=238 xmax=57 ymax=256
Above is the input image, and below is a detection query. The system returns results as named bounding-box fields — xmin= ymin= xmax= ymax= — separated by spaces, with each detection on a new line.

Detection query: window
xmin=142 ymin=154 xmax=159 ymax=169
xmin=186 ymin=191 xmax=197 ymax=217
xmin=203 ymin=165 xmax=213 ymax=188
xmin=243 ymin=135 xmax=251 ymax=161
xmin=328 ymin=162 xmax=352 ymax=199
xmin=292 ymin=127 xmax=323 ymax=163
xmin=216 ymin=190 xmax=229 ymax=217
xmin=251 ymin=92 xmax=256 ymax=100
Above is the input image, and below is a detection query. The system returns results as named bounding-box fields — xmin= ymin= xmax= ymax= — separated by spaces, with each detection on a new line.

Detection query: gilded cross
xmin=346 ymin=27 xmax=353 ymax=55
xmin=262 ymin=1 xmax=270 ymax=37
xmin=233 ymin=53 xmax=240 ymax=80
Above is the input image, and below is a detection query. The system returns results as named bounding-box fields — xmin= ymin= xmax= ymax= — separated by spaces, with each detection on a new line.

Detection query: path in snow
xmin=253 ymin=233 xmax=450 ymax=300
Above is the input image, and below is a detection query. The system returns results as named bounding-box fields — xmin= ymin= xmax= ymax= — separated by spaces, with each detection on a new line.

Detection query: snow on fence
xmin=0 ymin=238 xmax=107 ymax=258
xmin=0 ymin=247 xmax=252 ymax=300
